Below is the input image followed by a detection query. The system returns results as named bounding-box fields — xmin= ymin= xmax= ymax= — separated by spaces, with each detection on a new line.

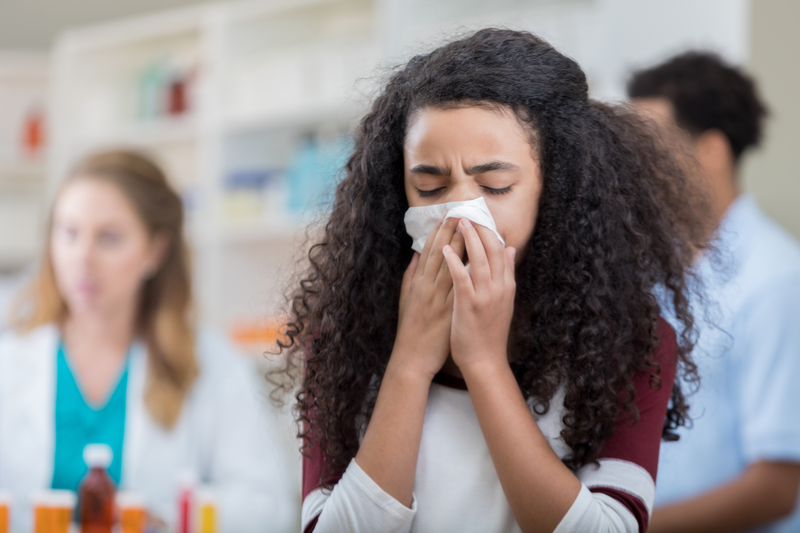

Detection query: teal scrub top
xmin=51 ymin=342 xmax=128 ymax=491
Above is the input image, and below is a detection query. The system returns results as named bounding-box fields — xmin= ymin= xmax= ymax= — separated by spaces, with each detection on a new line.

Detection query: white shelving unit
xmin=49 ymin=0 xmax=749 ymax=341
xmin=49 ymin=0 xmax=381 ymax=342
xmin=0 ymin=52 xmax=49 ymax=273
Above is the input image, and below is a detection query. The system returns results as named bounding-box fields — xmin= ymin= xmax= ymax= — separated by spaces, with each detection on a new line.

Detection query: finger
xmin=435 ymin=230 xmax=465 ymax=289
xmin=403 ymin=253 xmax=420 ymax=285
xmin=446 ymin=285 xmax=455 ymax=313
xmin=423 ymin=216 xmax=460 ymax=280
xmin=400 ymin=253 xmax=420 ymax=301
xmin=459 ymin=219 xmax=490 ymax=284
xmin=416 ymin=216 xmax=445 ymax=277
xmin=474 ymin=224 xmax=505 ymax=281
xmin=450 ymin=230 xmax=466 ymax=262
xmin=444 ymin=244 xmax=474 ymax=297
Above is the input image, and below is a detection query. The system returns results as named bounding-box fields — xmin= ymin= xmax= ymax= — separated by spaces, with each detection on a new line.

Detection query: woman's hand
xmin=443 ymin=218 xmax=516 ymax=373
xmin=444 ymin=222 xmax=582 ymax=533
xmin=391 ymin=216 xmax=466 ymax=381
xmin=357 ymin=217 xmax=465 ymax=507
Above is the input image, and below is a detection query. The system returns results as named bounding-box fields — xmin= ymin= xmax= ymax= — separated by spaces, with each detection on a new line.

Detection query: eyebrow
xmin=409 ymin=161 xmax=520 ymax=176
xmin=467 ymin=161 xmax=520 ymax=174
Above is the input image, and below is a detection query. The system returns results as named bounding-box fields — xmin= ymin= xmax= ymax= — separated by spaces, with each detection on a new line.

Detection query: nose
xmin=442 ymin=173 xmax=482 ymax=204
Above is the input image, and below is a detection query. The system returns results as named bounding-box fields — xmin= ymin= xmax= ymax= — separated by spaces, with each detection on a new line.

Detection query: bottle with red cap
xmin=79 ymin=444 xmax=115 ymax=533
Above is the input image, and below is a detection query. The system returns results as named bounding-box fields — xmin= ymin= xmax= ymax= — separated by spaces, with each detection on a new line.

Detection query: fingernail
xmin=461 ymin=218 xmax=473 ymax=228
xmin=443 ymin=244 xmax=453 ymax=254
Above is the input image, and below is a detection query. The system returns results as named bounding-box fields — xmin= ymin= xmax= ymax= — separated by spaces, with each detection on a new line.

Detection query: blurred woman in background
xmin=0 ymin=151 xmax=296 ymax=532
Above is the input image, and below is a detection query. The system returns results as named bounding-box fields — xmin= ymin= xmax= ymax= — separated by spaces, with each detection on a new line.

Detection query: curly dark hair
xmin=627 ymin=51 xmax=768 ymax=161
xmin=272 ymin=28 xmax=710 ymax=483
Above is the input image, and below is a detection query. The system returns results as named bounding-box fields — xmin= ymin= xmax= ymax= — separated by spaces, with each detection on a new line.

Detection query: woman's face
xmin=51 ymin=178 xmax=164 ymax=318
xmin=403 ymin=105 xmax=543 ymax=258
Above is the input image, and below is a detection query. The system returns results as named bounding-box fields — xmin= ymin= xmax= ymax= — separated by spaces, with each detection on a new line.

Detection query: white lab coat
xmin=0 ymin=324 xmax=298 ymax=533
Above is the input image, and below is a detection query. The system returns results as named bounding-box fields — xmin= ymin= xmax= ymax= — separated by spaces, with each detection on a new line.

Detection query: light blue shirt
xmin=656 ymin=195 xmax=800 ymax=532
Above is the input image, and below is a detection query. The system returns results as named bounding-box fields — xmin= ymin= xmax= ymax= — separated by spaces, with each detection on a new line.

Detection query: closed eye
xmin=416 ymin=187 xmax=445 ymax=198
xmin=482 ymin=185 xmax=512 ymax=195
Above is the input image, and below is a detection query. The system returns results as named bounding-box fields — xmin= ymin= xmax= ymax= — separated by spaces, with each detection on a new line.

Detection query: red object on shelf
xmin=168 ymin=65 xmax=197 ymax=116
xmin=168 ymin=78 xmax=187 ymax=115
xmin=22 ymin=108 xmax=45 ymax=157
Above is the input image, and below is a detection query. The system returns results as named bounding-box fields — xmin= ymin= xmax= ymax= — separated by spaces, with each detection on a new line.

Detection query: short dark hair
xmin=627 ymin=51 xmax=767 ymax=161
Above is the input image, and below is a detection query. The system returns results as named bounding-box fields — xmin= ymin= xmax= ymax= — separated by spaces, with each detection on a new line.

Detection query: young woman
xmin=0 ymin=151 xmax=296 ymax=532
xmin=277 ymin=29 xmax=709 ymax=533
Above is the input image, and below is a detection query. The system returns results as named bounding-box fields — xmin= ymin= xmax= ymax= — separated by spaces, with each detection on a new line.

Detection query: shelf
xmin=224 ymin=103 xmax=366 ymax=138
xmin=0 ymin=159 xmax=45 ymax=191
xmin=221 ymin=0 xmax=377 ymax=135
xmin=225 ymin=0 xmax=374 ymax=51
xmin=57 ymin=5 xmax=207 ymax=55
xmin=0 ymin=192 xmax=43 ymax=271
xmin=45 ymin=0 xmax=366 ymax=329
xmin=0 ymin=159 xmax=45 ymax=177
xmin=225 ymin=0 xmax=355 ymax=25
xmin=72 ymin=116 xmax=198 ymax=150
xmin=218 ymin=219 xmax=306 ymax=245
xmin=0 ymin=250 xmax=39 ymax=272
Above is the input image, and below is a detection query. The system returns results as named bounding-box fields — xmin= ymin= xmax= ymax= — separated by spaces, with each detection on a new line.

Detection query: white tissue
xmin=404 ymin=197 xmax=506 ymax=253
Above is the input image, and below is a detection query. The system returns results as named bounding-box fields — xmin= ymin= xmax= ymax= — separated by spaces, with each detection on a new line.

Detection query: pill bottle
xmin=117 ymin=492 xmax=146 ymax=533
xmin=33 ymin=490 xmax=76 ymax=533
xmin=0 ymin=491 xmax=9 ymax=533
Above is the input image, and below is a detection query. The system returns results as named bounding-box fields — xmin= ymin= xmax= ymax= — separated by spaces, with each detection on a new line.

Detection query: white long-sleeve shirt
xmin=301 ymin=319 xmax=677 ymax=533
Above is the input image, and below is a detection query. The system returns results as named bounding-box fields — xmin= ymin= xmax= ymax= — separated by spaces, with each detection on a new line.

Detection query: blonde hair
xmin=13 ymin=150 xmax=198 ymax=428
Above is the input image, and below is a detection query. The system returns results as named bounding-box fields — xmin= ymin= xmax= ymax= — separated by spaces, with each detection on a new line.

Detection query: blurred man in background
xmin=628 ymin=52 xmax=800 ymax=533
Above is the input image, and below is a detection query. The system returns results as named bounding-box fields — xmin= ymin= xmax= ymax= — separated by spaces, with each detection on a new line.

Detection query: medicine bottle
xmin=0 ymin=492 xmax=9 ymax=533
xmin=79 ymin=444 xmax=115 ymax=533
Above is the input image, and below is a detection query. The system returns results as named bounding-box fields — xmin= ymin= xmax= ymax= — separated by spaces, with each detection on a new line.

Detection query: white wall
xmin=742 ymin=0 xmax=800 ymax=239
xmin=585 ymin=0 xmax=750 ymax=99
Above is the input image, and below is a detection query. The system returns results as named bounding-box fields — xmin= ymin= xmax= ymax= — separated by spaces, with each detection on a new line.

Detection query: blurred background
xmin=0 ymin=0 xmax=798 ymax=342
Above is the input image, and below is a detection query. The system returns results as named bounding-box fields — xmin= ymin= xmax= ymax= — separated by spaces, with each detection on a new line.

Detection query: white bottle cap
xmin=195 ymin=487 xmax=216 ymax=506
xmin=177 ymin=468 xmax=197 ymax=489
xmin=83 ymin=444 xmax=113 ymax=469
xmin=116 ymin=491 xmax=146 ymax=510
xmin=0 ymin=491 xmax=10 ymax=505
xmin=31 ymin=490 xmax=77 ymax=508
xmin=49 ymin=490 xmax=77 ymax=509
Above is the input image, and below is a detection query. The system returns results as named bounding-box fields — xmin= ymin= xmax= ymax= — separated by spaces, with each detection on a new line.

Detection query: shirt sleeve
xmin=735 ymin=277 xmax=800 ymax=464
xmin=301 ymin=439 xmax=416 ymax=533
xmin=555 ymin=317 xmax=677 ymax=533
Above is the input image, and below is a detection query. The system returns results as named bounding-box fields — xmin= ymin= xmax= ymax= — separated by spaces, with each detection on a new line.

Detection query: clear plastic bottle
xmin=79 ymin=444 xmax=115 ymax=533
